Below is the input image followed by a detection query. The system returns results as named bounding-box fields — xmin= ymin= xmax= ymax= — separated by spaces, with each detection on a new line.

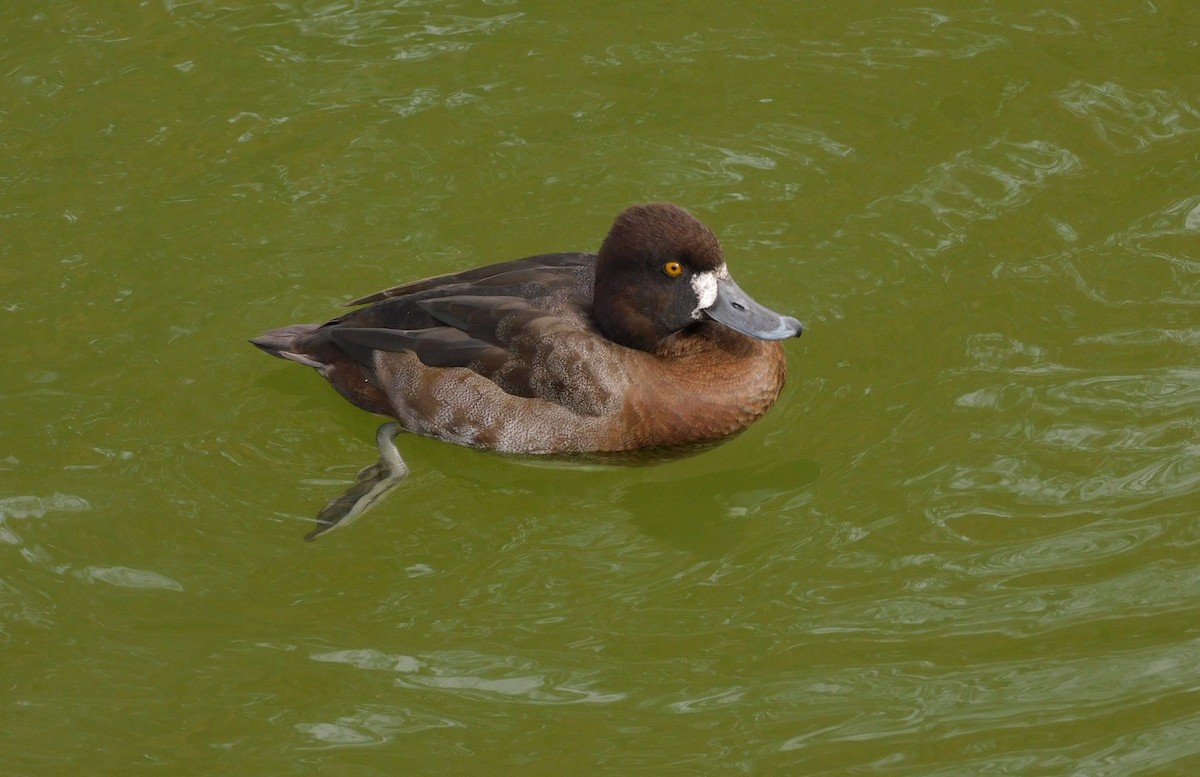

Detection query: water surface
xmin=3 ymin=2 xmax=1199 ymax=774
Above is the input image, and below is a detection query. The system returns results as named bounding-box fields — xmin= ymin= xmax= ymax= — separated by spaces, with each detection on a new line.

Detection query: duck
xmin=252 ymin=202 xmax=803 ymax=537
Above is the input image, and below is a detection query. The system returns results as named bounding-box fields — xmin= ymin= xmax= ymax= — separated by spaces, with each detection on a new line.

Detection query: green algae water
xmin=3 ymin=3 xmax=1199 ymax=774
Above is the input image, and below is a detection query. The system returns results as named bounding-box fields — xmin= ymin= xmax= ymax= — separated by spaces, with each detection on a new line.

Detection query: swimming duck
xmin=253 ymin=202 xmax=803 ymax=536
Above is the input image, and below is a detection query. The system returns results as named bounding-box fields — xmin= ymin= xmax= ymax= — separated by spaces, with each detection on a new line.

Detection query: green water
xmin=4 ymin=2 xmax=1199 ymax=774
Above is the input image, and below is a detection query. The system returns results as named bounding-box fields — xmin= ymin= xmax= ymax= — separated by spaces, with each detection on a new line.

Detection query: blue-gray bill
xmin=705 ymin=275 xmax=804 ymax=340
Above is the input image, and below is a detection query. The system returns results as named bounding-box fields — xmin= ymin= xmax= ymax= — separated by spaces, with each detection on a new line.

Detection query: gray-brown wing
xmin=326 ymin=294 xmax=627 ymax=417
xmin=416 ymin=295 xmax=628 ymax=417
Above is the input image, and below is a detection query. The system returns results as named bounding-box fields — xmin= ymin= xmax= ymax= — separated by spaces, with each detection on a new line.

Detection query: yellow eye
xmin=663 ymin=260 xmax=684 ymax=277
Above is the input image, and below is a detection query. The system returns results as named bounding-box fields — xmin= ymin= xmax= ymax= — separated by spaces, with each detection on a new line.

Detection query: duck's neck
xmin=592 ymin=298 xmax=664 ymax=352
xmin=591 ymin=261 xmax=669 ymax=351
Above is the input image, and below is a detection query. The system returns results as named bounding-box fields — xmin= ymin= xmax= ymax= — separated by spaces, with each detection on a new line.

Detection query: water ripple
xmin=310 ymin=646 xmax=628 ymax=706
xmin=229 ymin=4 xmax=526 ymax=58
xmin=1056 ymin=81 xmax=1200 ymax=153
xmin=857 ymin=139 xmax=1083 ymax=261
xmin=770 ymin=637 xmax=1200 ymax=749
xmin=295 ymin=704 xmax=462 ymax=748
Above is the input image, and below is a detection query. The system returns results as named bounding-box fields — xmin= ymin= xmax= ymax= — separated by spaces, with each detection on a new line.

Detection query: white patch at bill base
xmin=690 ymin=271 xmax=719 ymax=317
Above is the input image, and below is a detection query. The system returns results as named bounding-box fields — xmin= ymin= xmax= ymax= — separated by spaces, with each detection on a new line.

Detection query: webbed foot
xmin=305 ymin=422 xmax=408 ymax=540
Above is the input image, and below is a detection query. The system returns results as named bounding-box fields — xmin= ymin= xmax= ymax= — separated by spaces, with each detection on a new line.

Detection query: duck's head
xmin=593 ymin=202 xmax=804 ymax=352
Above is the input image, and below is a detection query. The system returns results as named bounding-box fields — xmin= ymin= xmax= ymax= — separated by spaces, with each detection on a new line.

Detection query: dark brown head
xmin=592 ymin=203 xmax=803 ymax=352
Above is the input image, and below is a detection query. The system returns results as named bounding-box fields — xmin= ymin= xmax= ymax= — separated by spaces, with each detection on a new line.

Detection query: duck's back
xmin=347 ymin=252 xmax=593 ymax=317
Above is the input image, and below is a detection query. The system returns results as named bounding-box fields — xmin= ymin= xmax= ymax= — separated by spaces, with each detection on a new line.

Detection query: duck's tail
xmin=250 ymin=324 xmax=325 ymax=368
xmin=252 ymin=323 xmax=396 ymax=418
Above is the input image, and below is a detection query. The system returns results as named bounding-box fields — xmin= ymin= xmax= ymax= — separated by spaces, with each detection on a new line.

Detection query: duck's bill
xmin=705 ymin=275 xmax=804 ymax=340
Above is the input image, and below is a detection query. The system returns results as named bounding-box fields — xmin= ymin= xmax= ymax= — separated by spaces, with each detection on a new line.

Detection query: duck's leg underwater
xmin=305 ymin=422 xmax=408 ymax=541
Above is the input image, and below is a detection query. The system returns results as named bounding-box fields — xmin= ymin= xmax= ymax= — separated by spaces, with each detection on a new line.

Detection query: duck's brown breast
xmin=616 ymin=328 xmax=788 ymax=449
